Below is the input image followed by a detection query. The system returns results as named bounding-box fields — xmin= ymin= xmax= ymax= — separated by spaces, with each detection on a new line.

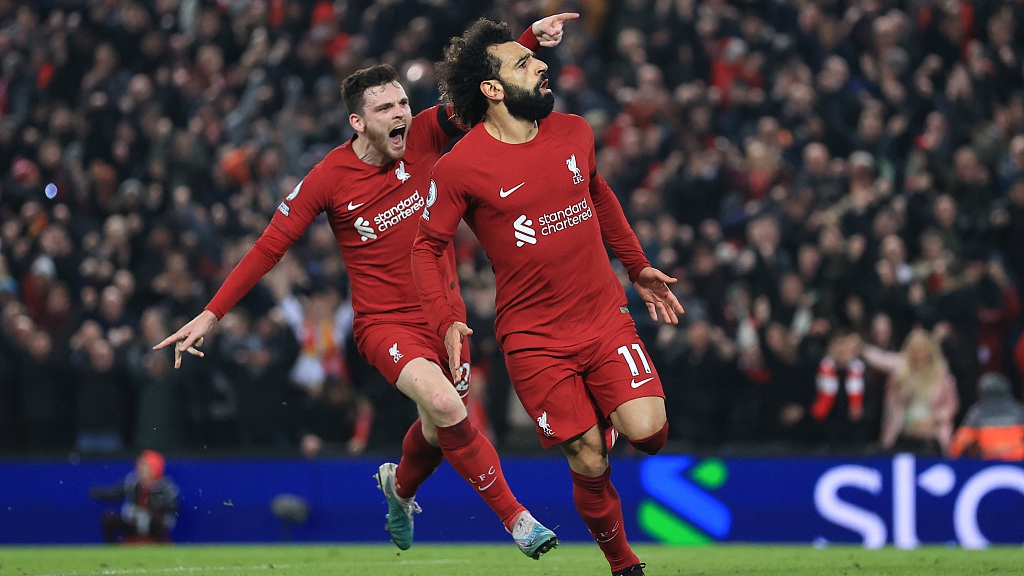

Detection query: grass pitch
xmin=0 ymin=543 xmax=1021 ymax=576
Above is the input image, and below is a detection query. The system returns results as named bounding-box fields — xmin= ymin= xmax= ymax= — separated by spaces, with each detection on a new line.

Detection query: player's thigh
xmin=505 ymin=347 xmax=601 ymax=449
xmin=354 ymin=320 xmax=471 ymax=402
xmin=397 ymin=358 xmax=467 ymax=427
xmin=586 ymin=321 xmax=667 ymax=434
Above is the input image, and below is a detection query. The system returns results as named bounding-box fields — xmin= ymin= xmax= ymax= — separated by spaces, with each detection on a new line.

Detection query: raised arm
xmin=528 ymin=12 xmax=579 ymax=48
xmin=861 ymin=343 xmax=906 ymax=374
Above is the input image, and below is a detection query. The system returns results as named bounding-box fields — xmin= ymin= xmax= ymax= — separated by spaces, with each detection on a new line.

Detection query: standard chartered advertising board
xmin=637 ymin=454 xmax=1024 ymax=548
xmin=1 ymin=455 xmax=1021 ymax=545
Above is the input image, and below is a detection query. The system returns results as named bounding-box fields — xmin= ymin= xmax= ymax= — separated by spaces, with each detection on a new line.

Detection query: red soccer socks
xmin=627 ymin=422 xmax=668 ymax=455
xmin=570 ymin=466 xmax=640 ymax=573
xmin=437 ymin=417 xmax=525 ymax=529
xmin=394 ymin=419 xmax=444 ymax=499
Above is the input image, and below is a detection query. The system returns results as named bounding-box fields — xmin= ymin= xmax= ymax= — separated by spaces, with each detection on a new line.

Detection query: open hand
xmin=633 ymin=266 xmax=685 ymax=324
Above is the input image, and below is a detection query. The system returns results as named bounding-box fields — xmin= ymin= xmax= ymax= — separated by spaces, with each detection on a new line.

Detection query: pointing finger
xmin=153 ymin=334 xmax=180 ymax=351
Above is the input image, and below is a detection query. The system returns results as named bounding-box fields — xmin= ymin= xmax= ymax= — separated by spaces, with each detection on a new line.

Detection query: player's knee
xmin=423 ymin=392 xmax=467 ymax=427
xmin=573 ymin=453 xmax=609 ymax=477
xmin=563 ymin=437 xmax=609 ymax=476
xmin=628 ymin=421 xmax=669 ymax=455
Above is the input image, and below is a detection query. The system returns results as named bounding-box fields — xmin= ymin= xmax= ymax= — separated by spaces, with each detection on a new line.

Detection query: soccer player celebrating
xmin=154 ymin=13 xmax=580 ymax=559
xmin=411 ymin=19 xmax=684 ymax=576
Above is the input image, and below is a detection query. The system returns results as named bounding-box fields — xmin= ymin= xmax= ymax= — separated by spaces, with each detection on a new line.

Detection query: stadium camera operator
xmin=89 ymin=450 xmax=180 ymax=544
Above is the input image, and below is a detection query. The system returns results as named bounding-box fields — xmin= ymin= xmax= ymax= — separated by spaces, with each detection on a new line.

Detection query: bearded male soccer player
xmin=411 ymin=19 xmax=685 ymax=576
xmin=154 ymin=13 xmax=580 ymax=558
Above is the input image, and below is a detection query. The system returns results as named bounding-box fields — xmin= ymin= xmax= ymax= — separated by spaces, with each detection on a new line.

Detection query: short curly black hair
xmin=341 ymin=64 xmax=400 ymax=116
xmin=435 ymin=18 xmax=515 ymax=128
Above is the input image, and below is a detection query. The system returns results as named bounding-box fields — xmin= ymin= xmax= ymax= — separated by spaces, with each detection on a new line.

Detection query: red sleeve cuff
xmin=627 ymin=263 xmax=650 ymax=285
xmin=436 ymin=316 xmax=460 ymax=340
xmin=517 ymin=27 xmax=539 ymax=51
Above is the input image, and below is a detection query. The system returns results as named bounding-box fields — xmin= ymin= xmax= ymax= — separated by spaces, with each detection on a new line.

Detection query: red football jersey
xmin=205 ymin=27 xmax=541 ymax=327
xmin=413 ymin=112 xmax=651 ymax=352
xmin=208 ymin=105 xmax=464 ymax=324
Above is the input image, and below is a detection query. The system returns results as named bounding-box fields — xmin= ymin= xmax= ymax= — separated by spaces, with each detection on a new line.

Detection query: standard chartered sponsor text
xmin=374 ymin=191 xmax=424 ymax=231
xmin=537 ymin=198 xmax=592 ymax=236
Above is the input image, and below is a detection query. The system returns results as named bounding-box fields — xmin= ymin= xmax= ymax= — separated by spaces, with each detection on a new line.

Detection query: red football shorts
xmin=504 ymin=318 xmax=665 ymax=448
xmin=353 ymin=318 xmax=472 ymax=401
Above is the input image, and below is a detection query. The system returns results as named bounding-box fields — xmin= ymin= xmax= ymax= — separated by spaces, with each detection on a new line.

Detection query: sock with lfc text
xmin=570 ymin=466 xmax=640 ymax=573
xmin=437 ymin=417 xmax=525 ymax=530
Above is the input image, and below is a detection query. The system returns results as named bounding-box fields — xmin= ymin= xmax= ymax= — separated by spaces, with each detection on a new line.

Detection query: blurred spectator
xmin=213 ymin=307 xmax=300 ymax=449
xmin=757 ymin=322 xmax=820 ymax=447
xmin=126 ymin=306 xmax=189 ymax=452
xmin=810 ymin=330 xmax=870 ymax=450
xmin=296 ymin=376 xmax=363 ymax=458
xmin=656 ymin=318 xmax=738 ymax=448
xmin=72 ymin=326 xmax=132 ymax=454
xmin=950 ymin=372 xmax=1024 ymax=461
xmin=862 ymin=328 xmax=960 ymax=455
xmin=18 ymin=327 xmax=73 ymax=450
xmin=90 ymin=449 xmax=179 ymax=544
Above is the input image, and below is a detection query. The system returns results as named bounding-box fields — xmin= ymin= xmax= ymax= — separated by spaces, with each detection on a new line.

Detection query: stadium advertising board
xmin=638 ymin=454 xmax=1024 ymax=548
xmin=0 ymin=455 xmax=1020 ymax=546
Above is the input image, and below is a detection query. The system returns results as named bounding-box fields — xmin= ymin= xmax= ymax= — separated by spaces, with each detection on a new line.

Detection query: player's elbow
xmin=410 ymin=231 xmax=444 ymax=259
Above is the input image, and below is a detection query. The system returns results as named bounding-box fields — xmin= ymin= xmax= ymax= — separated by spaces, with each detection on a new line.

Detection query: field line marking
xmin=34 ymin=558 xmax=477 ymax=576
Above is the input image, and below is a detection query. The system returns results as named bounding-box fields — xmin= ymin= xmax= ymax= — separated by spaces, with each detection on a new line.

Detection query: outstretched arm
xmin=153 ymin=224 xmax=295 ymax=368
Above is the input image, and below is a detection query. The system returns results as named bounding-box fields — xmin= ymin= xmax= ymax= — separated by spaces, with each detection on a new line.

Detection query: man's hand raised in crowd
xmin=153 ymin=309 xmax=217 ymax=369
xmin=633 ymin=266 xmax=686 ymax=324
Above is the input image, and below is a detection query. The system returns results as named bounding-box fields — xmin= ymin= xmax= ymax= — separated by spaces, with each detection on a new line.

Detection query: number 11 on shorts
xmin=617 ymin=343 xmax=652 ymax=376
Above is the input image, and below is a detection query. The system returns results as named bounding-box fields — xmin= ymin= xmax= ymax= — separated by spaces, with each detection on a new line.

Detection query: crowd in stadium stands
xmin=2 ymin=0 xmax=1024 ymax=460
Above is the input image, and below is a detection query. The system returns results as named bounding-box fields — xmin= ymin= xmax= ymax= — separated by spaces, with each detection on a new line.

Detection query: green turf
xmin=0 ymin=543 xmax=1021 ymax=576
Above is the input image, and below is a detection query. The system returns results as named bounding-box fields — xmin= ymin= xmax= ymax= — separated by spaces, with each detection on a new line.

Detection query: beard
xmin=501 ymin=76 xmax=555 ymax=122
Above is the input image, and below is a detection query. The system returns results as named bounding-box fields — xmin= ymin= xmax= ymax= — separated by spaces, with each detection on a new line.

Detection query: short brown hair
xmin=341 ymin=64 xmax=401 ymax=116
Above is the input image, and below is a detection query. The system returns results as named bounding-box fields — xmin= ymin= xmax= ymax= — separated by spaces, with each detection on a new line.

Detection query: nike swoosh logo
xmin=499 ymin=182 xmax=526 ymax=198
xmin=348 ymin=201 xmax=365 ymax=210
xmin=631 ymin=377 xmax=654 ymax=389
xmin=477 ymin=478 xmax=497 ymax=491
